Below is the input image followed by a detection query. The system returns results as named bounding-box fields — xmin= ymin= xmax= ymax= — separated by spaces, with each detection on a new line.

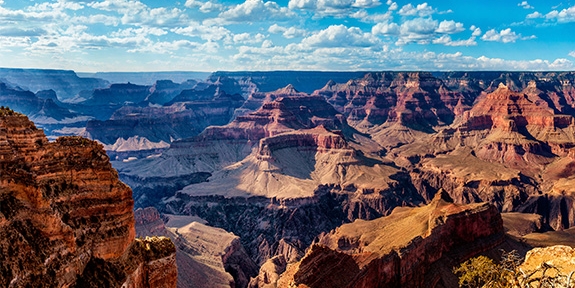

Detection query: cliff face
xmin=277 ymin=191 xmax=504 ymax=288
xmin=134 ymin=207 xmax=258 ymax=288
xmin=0 ymin=108 xmax=176 ymax=288
xmin=313 ymin=72 xmax=465 ymax=132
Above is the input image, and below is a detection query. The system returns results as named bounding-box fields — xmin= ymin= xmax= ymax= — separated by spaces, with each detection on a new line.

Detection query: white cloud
xmin=545 ymin=5 xmax=575 ymax=23
xmin=268 ymin=24 xmax=307 ymax=38
xmin=288 ymin=0 xmax=381 ymax=15
xmin=518 ymin=1 xmax=533 ymax=9
xmin=352 ymin=0 xmax=381 ymax=8
xmin=233 ymin=32 xmax=265 ymax=44
xmin=172 ymin=24 xmax=231 ymax=42
xmin=396 ymin=17 xmax=438 ymax=44
xmin=350 ymin=10 xmax=392 ymax=22
xmin=526 ymin=11 xmax=543 ymax=18
xmin=71 ymin=14 xmax=121 ymax=26
xmin=387 ymin=0 xmax=398 ymax=10
xmin=30 ymin=0 xmax=84 ymax=12
xmin=371 ymin=22 xmax=400 ymax=35
xmin=88 ymin=0 xmax=147 ymax=14
xmin=217 ymin=0 xmax=292 ymax=23
xmin=481 ymin=28 xmax=520 ymax=43
xmin=471 ymin=27 xmax=482 ymax=37
xmin=570 ymin=51 xmax=575 ymax=58
xmin=185 ymin=0 xmax=224 ymax=12
xmin=128 ymin=39 xmax=203 ymax=54
xmin=432 ymin=35 xmax=476 ymax=46
xmin=398 ymin=3 xmax=435 ymax=17
xmin=435 ymin=20 xmax=464 ymax=34
xmin=301 ymin=24 xmax=379 ymax=48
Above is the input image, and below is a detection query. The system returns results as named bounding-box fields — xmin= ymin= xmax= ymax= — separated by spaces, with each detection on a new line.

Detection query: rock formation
xmin=277 ymin=191 xmax=504 ymax=288
xmin=85 ymin=85 xmax=245 ymax=146
xmin=0 ymin=108 xmax=176 ymax=288
xmin=135 ymin=207 xmax=258 ymax=288
xmin=0 ymin=68 xmax=108 ymax=101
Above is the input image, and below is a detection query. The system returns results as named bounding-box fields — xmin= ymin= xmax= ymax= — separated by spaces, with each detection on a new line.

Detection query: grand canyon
xmin=1 ymin=68 xmax=575 ymax=287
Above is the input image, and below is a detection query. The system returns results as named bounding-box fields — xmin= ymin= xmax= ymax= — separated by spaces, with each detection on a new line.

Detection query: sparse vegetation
xmin=454 ymin=250 xmax=575 ymax=288
xmin=0 ymin=106 xmax=22 ymax=116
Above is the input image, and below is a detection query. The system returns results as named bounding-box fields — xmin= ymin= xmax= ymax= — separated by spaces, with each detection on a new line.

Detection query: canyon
xmin=0 ymin=108 xmax=177 ymax=287
xmin=2 ymin=68 xmax=575 ymax=287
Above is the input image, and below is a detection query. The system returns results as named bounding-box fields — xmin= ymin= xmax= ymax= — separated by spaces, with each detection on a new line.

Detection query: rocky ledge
xmin=0 ymin=108 xmax=177 ymax=288
xmin=277 ymin=190 xmax=504 ymax=288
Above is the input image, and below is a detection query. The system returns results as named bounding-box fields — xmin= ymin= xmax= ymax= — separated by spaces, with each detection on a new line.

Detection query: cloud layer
xmin=0 ymin=0 xmax=572 ymax=71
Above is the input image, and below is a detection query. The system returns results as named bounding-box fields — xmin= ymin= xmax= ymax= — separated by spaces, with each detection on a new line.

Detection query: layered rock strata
xmin=0 ymin=108 xmax=176 ymax=287
xmin=135 ymin=207 xmax=258 ymax=288
xmin=277 ymin=191 xmax=504 ymax=288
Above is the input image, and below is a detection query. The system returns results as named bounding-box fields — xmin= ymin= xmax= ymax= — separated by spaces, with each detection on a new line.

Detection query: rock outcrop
xmin=135 ymin=207 xmax=258 ymax=288
xmin=85 ymin=86 xmax=244 ymax=146
xmin=0 ymin=108 xmax=176 ymax=288
xmin=277 ymin=191 xmax=504 ymax=288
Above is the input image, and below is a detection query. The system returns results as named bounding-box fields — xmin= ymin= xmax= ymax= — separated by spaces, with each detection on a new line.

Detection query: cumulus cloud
xmin=396 ymin=17 xmax=438 ymax=44
xmin=301 ymin=24 xmax=379 ymax=48
xmin=88 ymin=0 xmax=146 ymax=14
xmin=569 ymin=51 xmax=575 ymax=58
xmin=526 ymin=11 xmax=543 ymax=18
xmin=481 ymin=28 xmax=520 ymax=43
xmin=268 ymin=24 xmax=307 ymax=38
xmin=371 ymin=22 xmax=400 ymax=35
xmin=287 ymin=0 xmax=381 ymax=15
xmin=432 ymin=35 xmax=476 ymax=46
xmin=128 ymin=39 xmax=203 ymax=54
xmin=518 ymin=1 xmax=533 ymax=9
xmin=233 ymin=32 xmax=265 ymax=44
xmin=386 ymin=0 xmax=398 ymax=10
xmin=471 ymin=26 xmax=482 ymax=37
xmin=185 ymin=0 xmax=224 ymax=13
xmin=545 ymin=5 xmax=575 ymax=23
xmin=398 ymin=3 xmax=435 ymax=17
xmin=435 ymin=20 xmax=464 ymax=34
xmin=217 ymin=0 xmax=292 ymax=23
xmin=71 ymin=14 xmax=120 ymax=26
xmin=172 ymin=23 xmax=231 ymax=42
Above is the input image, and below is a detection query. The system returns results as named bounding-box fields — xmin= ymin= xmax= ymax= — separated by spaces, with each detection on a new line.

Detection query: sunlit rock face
xmin=277 ymin=191 xmax=504 ymax=288
xmin=0 ymin=108 xmax=176 ymax=288
xmin=135 ymin=207 xmax=259 ymax=288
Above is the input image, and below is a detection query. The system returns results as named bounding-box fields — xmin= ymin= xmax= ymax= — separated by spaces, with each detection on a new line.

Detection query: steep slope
xmin=135 ymin=207 xmax=258 ymax=288
xmin=277 ymin=191 xmax=504 ymax=288
xmin=0 ymin=108 xmax=177 ymax=288
xmin=116 ymin=89 xmax=361 ymax=207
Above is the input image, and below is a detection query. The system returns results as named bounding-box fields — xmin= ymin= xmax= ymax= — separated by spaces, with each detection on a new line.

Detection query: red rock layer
xmin=279 ymin=191 xmax=504 ymax=288
xmin=257 ymin=126 xmax=350 ymax=158
xmin=313 ymin=72 xmax=464 ymax=129
xmin=0 ymin=109 xmax=176 ymax=288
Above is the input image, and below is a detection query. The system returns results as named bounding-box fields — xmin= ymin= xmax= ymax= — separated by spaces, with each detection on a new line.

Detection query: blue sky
xmin=0 ymin=0 xmax=574 ymax=72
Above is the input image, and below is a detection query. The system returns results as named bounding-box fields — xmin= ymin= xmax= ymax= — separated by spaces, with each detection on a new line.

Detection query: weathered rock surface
xmin=0 ymin=108 xmax=176 ymax=288
xmin=277 ymin=191 xmax=504 ymax=288
xmin=85 ymin=86 xmax=244 ymax=146
xmin=135 ymin=207 xmax=258 ymax=288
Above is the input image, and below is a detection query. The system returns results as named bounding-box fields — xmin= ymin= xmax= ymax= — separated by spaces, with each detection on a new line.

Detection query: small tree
xmin=454 ymin=250 xmax=575 ymax=288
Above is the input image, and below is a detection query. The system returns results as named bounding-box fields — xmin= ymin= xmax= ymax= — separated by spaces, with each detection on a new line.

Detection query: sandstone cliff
xmin=134 ymin=207 xmax=258 ymax=288
xmin=0 ymin=108 xmax=176 ymax=288
xmin=277 ymin=191 xmax=504 ymax=288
